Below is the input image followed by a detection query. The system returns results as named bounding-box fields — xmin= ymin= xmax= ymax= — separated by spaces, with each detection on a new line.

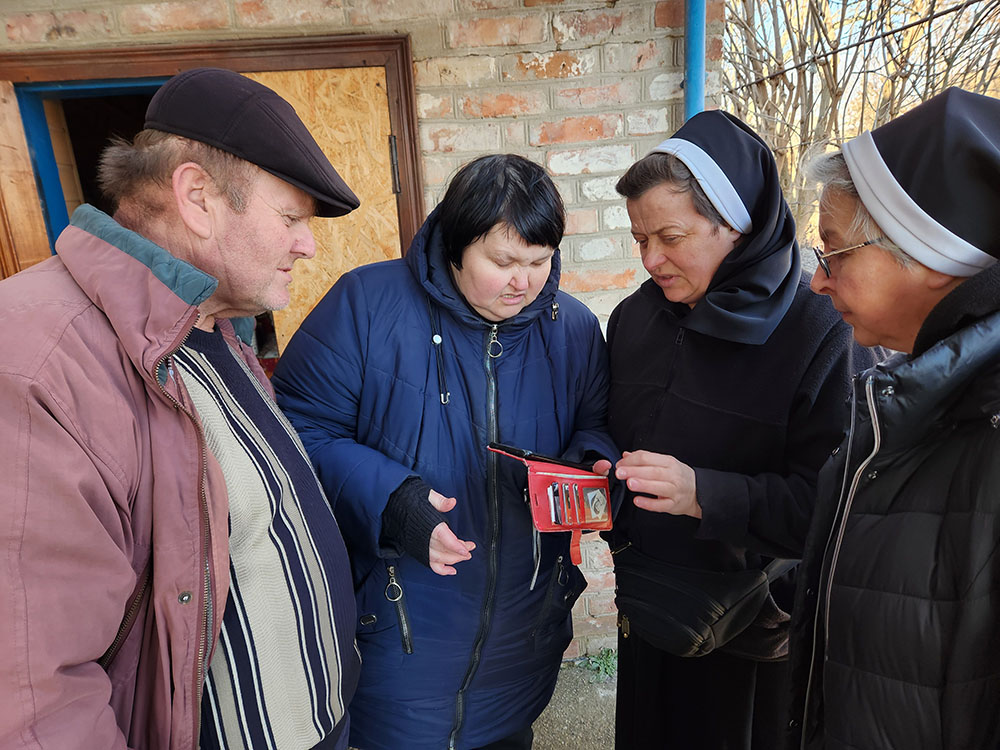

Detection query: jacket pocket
xmin=530 ymin=554 xmax=587 ymax=651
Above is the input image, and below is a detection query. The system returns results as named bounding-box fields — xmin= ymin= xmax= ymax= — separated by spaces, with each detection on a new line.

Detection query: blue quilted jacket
xmin=272 ymin=209 xmax=618 ymax=750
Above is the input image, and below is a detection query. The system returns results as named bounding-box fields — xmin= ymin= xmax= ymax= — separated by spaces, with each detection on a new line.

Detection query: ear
xmin=172 ymin=162 xmax=217 ymax=240
xmin=723 ymin=224 xmax=743 ymax=249
xmin=923 ymin=267 xmax=963 ymax=293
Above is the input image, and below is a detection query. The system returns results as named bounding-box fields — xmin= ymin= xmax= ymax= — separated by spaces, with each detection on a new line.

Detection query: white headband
xmin=650 ymin=138 xmax=753 ymax=234
xmin=843 ymin=131 xmax=996 ymax=276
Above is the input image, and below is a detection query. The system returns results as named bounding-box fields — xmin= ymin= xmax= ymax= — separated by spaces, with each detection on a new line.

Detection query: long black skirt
xmin=615 ymin=629 xmax=790 ymax=750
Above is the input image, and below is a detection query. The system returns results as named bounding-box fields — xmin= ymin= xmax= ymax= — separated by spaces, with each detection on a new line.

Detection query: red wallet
xmin=488 ymin=442 xmax=612 ymax=565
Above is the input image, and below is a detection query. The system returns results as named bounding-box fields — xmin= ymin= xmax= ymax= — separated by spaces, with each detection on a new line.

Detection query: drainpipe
xmin=684 ymin=0 xmax=707 ymax=120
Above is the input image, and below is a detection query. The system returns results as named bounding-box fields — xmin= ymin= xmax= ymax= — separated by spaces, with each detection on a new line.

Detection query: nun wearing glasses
xmin=788 ymin=88 xmax=1000 ymax=750
xmin=604 ymin=110 xmax=877 ymax=749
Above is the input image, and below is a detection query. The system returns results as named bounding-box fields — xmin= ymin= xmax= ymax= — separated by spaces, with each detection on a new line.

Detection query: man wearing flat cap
xmin=788 ymin=87 xmax=1000 ymax=749
xmin=0 ymin=68 xmax=361 ymax=749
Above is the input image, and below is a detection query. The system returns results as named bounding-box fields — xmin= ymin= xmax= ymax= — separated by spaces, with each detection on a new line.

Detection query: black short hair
xmin=438 ymin=154 xmax=565 ymax=268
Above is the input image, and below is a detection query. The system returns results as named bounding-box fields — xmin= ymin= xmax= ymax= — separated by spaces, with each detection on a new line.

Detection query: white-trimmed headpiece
xmin=650 ymin=138 xmax=753 ymax=234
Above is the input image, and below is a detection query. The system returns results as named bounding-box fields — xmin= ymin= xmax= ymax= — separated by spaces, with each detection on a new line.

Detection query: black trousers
xmin=475 ymin=725 xmax=534 ymax=750
xmin=615 ymin=629 xmax=789 ymax=750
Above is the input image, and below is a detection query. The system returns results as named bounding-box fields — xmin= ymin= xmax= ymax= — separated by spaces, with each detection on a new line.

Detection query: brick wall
xmin=565 ymin=533 xmax=618 ymax=658
xmin=1 ymin=0 xmax=723 ymax=656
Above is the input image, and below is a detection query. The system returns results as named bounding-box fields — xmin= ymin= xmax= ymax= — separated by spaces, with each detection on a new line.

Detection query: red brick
xmin=503 ymin=121 xmax=527 ymax=147
xmin=572 ymin=613 xmax=618 ymax=637
xmin=235 ymin=0 xmax=343 ymax=26
xmin=650 ymin=72 xmax=685 ymax=101
xmin=707 ymin=35 xmax=724 ymax=61
xmin=552 ymin=6 xmax=645 ymax=45
xmin=415 ymin=57 xmax=497 ymax=87
xmin=605 ymin=39 xmax=670 ymax=73
xmin=656 ymin=0 xmax=724 ymax=27
xmin=562 ymin=638 xmax=582 ymax=660
xmin=580 ymin=634 xmax=618 ymax=655
xmin=561 ymin=269 xmax=638 ymax=293
xmin=580 ymin=176 xmax=621 ymax=202
xmin=555 ymin=80 xmax=640 ymax=110
xmin=588 ymin=543 xmax=614 ymax=569
xmin=530 ymin=114 xmax=622 ymax=146
xmin=458 ymin=0 xmax=518 ymax=8
xmin=565 ymin=208 xmax=599 ymax=236
xmin=627 ymin=109 xmax=670 ymax=137
xmin=120 ymin=0 xmax=228 ymax=33
xmin=422 ymin=156 xmax=459 ymax=186
xmin=654 ymin=0 xmax=683 ymax=28
xmin=586 ymin=592 xmax=619 ymax=617
xmin=547 ymin=144 xmax=634 ymax=176
xmin=502 ymin=50 xmax=598 ymax=81
xmin=460 ymin=91 xmax=547 ymax=118
xmin=421 ymin=123 xmax=501 ymax=153
xmin=582 ymin=569 xmax=616 ymax=590
xmin=577 ymin=237 xmax=621 ymax=262
xmin=417 ymin=93 xmax=453 ymax=119
xmin=350 ymin=0 xmax=451 ymax=24
xmin=449 ymin=15 xmax=546 ymax=48
xmin=6 ymin=11 xmax=112 ymax=43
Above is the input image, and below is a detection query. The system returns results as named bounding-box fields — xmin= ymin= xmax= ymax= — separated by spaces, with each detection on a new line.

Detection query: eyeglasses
xmin=811 ymin=238 xmax=886 ymax=277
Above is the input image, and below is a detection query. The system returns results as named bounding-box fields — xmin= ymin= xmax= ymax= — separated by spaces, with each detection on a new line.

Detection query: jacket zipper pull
xmin=610 ymin=540 xmax=632 ymax=555
xmin=551 ymin=301 xmax=560 ymax=320
xmin=385 ymin=565 xmax=403 ymax=602
xmin=487 ymin=324 xmax=503 ymax=359
xmin=385 ymin=565 xmax=414 ymax=654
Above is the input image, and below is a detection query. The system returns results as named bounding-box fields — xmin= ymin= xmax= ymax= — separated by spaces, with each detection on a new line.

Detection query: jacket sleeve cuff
xmin=692 ymin=467 xmax=750 ymax=543
xmin=379 ymin=476 xmax=446 ymax=566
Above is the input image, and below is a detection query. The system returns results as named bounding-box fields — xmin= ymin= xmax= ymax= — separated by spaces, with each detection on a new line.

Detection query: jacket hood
xmin=404 ymin=205 xmax=562 ymax=329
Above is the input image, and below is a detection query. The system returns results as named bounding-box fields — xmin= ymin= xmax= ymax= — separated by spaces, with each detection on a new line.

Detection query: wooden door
xmin=247 ymin=68 xmax=401 ymax=350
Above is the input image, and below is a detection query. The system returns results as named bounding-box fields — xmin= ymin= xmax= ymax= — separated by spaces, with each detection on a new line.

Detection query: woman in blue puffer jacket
xmin=272 ymin=154 xmax=618 ymax=750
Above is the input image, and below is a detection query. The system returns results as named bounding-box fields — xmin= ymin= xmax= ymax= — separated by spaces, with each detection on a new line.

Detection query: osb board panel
xmin=246 ymin=68 xmax=401 ymax=352
xmin=0 ymin=80 xmax=50 ymax=279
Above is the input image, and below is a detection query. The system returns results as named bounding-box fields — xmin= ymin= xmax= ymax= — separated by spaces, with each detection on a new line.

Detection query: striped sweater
xmin=174 ymin=327 xmax=359 ymax=750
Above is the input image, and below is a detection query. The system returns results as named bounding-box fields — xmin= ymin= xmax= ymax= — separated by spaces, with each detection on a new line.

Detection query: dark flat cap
xmin=145 ymin=67 xmax=359 ymax=218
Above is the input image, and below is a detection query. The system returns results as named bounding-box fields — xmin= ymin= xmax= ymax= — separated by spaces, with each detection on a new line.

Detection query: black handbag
xmin=613 ymin=544 xmax=795 ymax=659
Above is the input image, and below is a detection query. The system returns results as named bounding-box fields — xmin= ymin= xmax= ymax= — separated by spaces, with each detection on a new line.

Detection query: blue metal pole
xmin=684 ymin=0 xmax=707 ymax=120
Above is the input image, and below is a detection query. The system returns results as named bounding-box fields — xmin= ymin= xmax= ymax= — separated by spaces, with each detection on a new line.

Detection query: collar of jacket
xmin=404 ymin=205 xmax=562 ymax=330
xmin=856 ymin=304 xmax=1000 ymax=458
xmin=913 ymin=261 xmax=1000 ymax=355
xmin=57 ymin=204 xmax=231 ymax=385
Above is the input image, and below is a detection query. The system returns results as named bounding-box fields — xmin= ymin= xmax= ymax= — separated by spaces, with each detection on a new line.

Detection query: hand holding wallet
xmin=488 ymin=442 xmax=612 ymax=565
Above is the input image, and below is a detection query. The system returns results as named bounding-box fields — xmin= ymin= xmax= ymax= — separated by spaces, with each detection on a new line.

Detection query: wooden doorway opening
xmin=0 ymin=35 xmax=424 ymax=354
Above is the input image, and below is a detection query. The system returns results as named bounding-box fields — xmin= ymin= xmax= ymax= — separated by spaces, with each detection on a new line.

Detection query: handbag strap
xmin=763 ymin=558 xmax=797 ymax=580
xmin=569 ymin=529 xmax=583 ymax=565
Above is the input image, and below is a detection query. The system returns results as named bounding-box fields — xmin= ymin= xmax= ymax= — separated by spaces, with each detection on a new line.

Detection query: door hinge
xmin=389 ymin=134 xmax=401 ymax=195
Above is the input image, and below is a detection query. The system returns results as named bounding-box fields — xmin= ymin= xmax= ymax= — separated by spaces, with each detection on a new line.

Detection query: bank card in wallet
xmin=487 ymin=442 xmax=612 ymax=566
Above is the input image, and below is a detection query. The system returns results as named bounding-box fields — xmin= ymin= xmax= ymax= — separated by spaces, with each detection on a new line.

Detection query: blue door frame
xmin=15 ymin=77 xmax=167 ymax=251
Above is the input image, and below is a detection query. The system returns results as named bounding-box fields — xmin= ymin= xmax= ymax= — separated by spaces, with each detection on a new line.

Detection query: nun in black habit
xmin=603 ymin=110 xmax=877 ymax=749
xmin=790 ymin=88 xmax=1000 ymax=750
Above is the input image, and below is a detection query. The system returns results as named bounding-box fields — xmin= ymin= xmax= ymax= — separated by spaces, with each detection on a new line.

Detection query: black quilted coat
xmin=787 ymin=265 xmax=1000 ymax=749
